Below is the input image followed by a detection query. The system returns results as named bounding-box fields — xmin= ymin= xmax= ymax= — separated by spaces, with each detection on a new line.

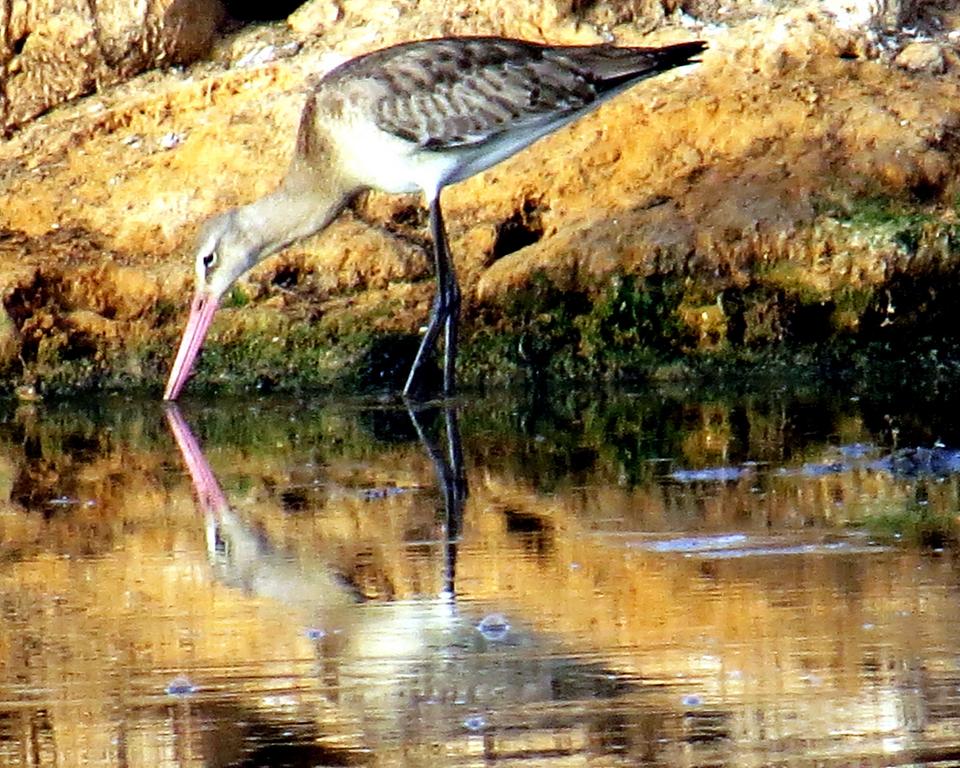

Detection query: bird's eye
xmin=202 ymin=251 xmax=218 ymax=270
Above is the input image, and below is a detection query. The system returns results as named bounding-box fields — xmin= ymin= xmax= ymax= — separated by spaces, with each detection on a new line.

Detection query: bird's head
xmin=194 ymin=209 xmax=266 ymax=300
xmin=163 ymin=171 xmax=353 ymax=401
xmin=163 ymin=210 xmax=261 ymax=401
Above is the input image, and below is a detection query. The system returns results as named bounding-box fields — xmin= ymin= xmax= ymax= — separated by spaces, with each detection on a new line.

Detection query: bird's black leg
xmin=444 ymin=405 xmax=466 ymax=515
xmin=404 ymin=195 xmax=460 ymax=399
xmin=407 ymin=403 xmax=467 ymax=598
xmin=440 ymin=218 xmax=461 ymax=397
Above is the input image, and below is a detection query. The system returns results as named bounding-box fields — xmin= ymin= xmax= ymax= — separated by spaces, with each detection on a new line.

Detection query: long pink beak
xmin=164 ymin=405 xmax=230 ymax=514
xmin=163 ymin=292 xmax=220 ymax=401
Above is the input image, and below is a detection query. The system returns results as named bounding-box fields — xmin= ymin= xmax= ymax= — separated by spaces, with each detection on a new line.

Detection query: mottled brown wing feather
xmin=347 ymin=38 xmax=599 ymax=149
xmin=323 ymin=37 xmax=704 ymax=151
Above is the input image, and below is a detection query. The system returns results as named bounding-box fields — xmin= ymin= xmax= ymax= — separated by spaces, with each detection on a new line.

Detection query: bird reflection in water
xmin=164 ymin=403 xmax=465 ymax=604
xmin=163 ymin=404 xmax=640 ymax=763
xmin=407 ymin=404 xmax=467 ymax=600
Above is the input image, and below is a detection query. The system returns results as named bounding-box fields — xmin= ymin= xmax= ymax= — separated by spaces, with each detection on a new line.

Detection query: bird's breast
xmin=328 ymin=116 xmax=460 ymax=198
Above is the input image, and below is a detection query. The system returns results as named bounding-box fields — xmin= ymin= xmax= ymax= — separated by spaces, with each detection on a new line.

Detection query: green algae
xmin=8 ymin=189 xmax=960 ymax=398
xmin=854 ymin=499 xmax=958 ymax=550
xmin=11 ymin=262 xmax=960 ymax=399
xmin=460 ymin=271 xmax=693 ymax=389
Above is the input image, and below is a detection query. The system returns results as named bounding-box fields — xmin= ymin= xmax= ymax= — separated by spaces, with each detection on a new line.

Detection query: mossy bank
xmin=7 ymin=185 xmax=960 ymax=399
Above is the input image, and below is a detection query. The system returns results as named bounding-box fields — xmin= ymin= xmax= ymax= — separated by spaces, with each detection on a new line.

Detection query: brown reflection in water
xmin=0 ymin=397 xmax=958 ymax=766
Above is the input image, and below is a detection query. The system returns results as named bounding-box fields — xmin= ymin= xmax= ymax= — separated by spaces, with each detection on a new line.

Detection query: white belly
xmin=331 ymin=119 xmax=459 ymax=199
xmin=329 ymin=107 xmax=587 ymax=200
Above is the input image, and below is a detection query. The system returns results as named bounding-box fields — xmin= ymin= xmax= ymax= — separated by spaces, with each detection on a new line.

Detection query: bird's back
xmin=306 ymin=36 xmax=705 ymax=194
xmin=323 ymin=37 xmax=704 ymax=149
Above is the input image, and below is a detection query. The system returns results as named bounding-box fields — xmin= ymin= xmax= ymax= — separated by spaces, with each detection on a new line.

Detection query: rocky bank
xmin=1 ymin=0 xmax=959 ymax=397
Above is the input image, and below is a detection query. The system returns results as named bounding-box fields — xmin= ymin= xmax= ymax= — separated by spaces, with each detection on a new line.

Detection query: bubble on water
xmin=477 ymin=613 xmax=511 ymax=641
xmin=165 ymin=676 xmax=196 ymax=697
xmin=463 ymin=715 xmax=486 ymax=732
xmin=681 ymin=694 xmax=703 ymax=707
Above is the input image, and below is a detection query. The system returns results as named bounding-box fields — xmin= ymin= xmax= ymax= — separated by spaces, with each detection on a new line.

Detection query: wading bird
xmin=163 ymin=35 xmax=705 ymax=401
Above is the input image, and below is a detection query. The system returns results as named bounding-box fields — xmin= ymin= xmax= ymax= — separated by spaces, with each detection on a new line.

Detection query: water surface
xmin=2 ymin=388 xmax=960 ymax=766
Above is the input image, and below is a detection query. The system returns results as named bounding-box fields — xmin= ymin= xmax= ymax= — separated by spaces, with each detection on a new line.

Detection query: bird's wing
xmin=363 ymin=38 xmax=601 ymax=150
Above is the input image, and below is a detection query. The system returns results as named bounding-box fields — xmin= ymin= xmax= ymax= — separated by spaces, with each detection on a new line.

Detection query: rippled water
xmin=2 ymin=387 xmax=960 ymax=766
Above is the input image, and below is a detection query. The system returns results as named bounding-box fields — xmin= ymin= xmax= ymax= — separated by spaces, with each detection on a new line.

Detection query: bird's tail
xmin=566 ymin=40 xmax=707 ymax=88
xmin=639 ymin=40 xmax=707 ymax=70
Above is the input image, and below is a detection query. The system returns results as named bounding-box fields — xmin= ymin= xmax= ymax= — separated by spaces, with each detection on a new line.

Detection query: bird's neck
xmin=235 ymin=170 xmax=357 ymax=260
